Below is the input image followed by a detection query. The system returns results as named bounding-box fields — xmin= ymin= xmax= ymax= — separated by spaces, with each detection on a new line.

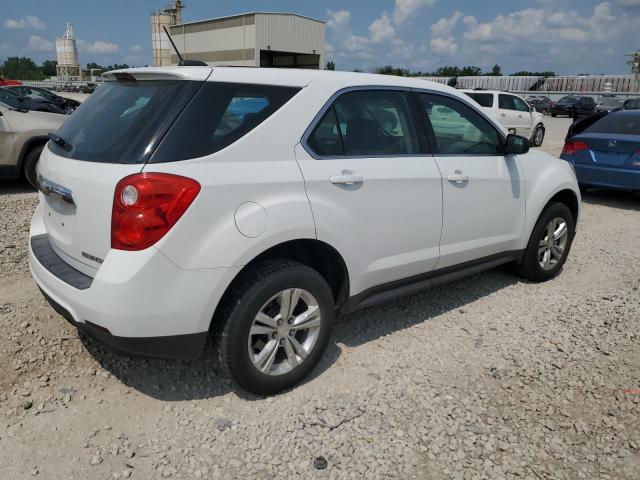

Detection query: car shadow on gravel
xmin=79 ymin=266 xmax=517 ymax=402
xmin=333 ymin=267 xmax=518 ymax=349
xmin=581 ymin=189 xmax=640 ymax=212
xmin=0 ymin=179 xmax=35 ymax=194
xmin=79 ymin=331 xmax=343 ymax=402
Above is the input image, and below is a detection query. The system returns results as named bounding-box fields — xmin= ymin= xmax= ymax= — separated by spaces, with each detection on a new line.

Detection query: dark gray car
xmin=595 ymin=96 xmax=624 ymax=114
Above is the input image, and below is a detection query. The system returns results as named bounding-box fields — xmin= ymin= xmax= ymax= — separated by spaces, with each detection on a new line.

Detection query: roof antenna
xmin=163 ymin=25 xmax=207 ymax=66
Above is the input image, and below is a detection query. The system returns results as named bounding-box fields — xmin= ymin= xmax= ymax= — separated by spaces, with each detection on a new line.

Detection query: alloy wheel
xmin=248 ymin=288 xmax=322 ymax=376
xmin=538 ymin=217 xmax=568 ymax=270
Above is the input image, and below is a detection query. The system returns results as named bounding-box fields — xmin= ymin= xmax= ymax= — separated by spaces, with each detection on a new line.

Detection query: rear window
xmin=584 ymin=113 xmax=640 ymax=135
xmin=152 ymin=82 xmax=300 ymax=162
xmin=48 ymin=80 xmax=201 ymax=163
xmin=559 ymin=96 xmax=577 ymax=104
xmin=463 ymin=92 xmax=493 ymax=108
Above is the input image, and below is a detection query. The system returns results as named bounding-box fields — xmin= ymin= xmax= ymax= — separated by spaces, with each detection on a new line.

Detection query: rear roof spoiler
xmin=103 ymin=67 xmax=212 ymax=82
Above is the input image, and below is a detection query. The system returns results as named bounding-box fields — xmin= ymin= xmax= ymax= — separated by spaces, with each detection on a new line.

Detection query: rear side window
xmin=584 ymin=114 xmax=640 ymax=135
xmin=306 ymin=90 xmax=419 ymax=157
xmin=152 ymin=82 xmax=300 ymax=162
xmin=464 ymin=92 xmax=493 ymax=108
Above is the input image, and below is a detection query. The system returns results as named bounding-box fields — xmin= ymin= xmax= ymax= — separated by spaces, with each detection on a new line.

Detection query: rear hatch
xmin=37 ymin=68 xmax=210 ymax=275
xmin=572 ymin=133 xmax=640 ymax=168
xmin=571 ymin=113 xmax=640 ymax=169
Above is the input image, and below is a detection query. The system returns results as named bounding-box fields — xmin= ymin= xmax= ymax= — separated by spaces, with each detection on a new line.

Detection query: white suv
xmin=29 ymin=67 xmax=579 ymax=394
xmin=462 ymin=90 xmax=546 ymax=147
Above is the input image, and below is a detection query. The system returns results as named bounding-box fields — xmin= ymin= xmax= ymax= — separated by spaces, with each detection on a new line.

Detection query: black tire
xmin=579 ymin=185 xmax=589 ymax=195
xmin=531 ymin=126 xmax=545 ymax=147
xmin=514 ymin=202 xmax=575 ymax=282
xmin=23 ymin=144 xmax=44 ymax=189
xmin=551 ymin=113 xmax=557 ymax=117
xmin=215 ymin=259 xmax=334 ymax=395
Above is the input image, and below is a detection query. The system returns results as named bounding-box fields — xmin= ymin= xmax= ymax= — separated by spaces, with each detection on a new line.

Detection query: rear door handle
xmin=447 ymin=173 xmax=469 ymax=184
xmin=330 ymin=171 xmax=363 ymax=185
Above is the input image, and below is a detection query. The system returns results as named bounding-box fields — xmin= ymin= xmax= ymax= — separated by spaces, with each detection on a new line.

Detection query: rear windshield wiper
xmin=48 ymin=132 xmax=72 ymax=151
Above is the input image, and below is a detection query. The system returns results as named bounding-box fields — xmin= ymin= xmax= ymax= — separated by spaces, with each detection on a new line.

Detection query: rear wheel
xmin=216 ymin=259 xmax=334 ymax=395
xmin=514 ymin=202 xmax=575 ymax=282
xmin=23 ymin=144 xmax=44 ymax=189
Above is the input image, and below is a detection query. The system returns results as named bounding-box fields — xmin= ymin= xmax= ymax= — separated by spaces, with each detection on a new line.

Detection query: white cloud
xmin=369 ymin=12 xmax=396 ymax=43
xmin=393 ymin=0 xmax=437 ymax=25
xmin=5 ymin=15 xmax=45 ymax=30
xmin=26 ymin=35 xmax=54 ymax=52
xmin=430 ymin=36 xmax=458 ymax=56
xmin=78 ymin=39 xmax=119 ymax=54
xmin=463 ymin=3 xmax=616 ymax=45
xmin=431 ymin=11 xmax=462 ymax=37
xmin=129 ymin=44 xmax=143 ymax=52
xmin=462 ymin=15 xmax=477 ymax=28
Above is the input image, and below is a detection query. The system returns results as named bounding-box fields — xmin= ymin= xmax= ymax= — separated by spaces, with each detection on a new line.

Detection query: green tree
xmin=40 ymin=60 xmax=58 ymax=77
xmin=488 ymin=64 xmax=502 ymax=76
xmin=1 ymin=57 xmax=44 ymax=80
xmin=324 ymin=61 xmax=335 ymax=71
xmin=510 ymin=70 xmax=556 ymax=77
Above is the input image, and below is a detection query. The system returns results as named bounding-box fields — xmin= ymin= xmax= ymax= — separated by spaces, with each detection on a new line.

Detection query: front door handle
xmin=330 ymin=171 xmax=363 ymax=185
xmin=447 ymin=173 xmax=469 ymax=184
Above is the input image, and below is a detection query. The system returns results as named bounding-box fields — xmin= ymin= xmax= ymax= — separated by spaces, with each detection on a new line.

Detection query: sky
xmin=1 ymin=0 xmax=639 ymax=74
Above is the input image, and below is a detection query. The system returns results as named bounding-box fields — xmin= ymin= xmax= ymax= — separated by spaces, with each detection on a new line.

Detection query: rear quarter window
xmin=151 ymin=82 xmax=300 ymax=162
xmin=464 ymin=92 xmax=493 ymax=108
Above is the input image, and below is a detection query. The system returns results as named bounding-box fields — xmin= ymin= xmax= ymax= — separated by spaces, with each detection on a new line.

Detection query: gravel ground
xmin=1 ymin=117 xmax=639 ymax=479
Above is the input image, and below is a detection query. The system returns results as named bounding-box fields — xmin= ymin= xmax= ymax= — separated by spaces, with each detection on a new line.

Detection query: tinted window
xmin=419 ymin=93 xmax=502 ymax=155
xmin=559 ymin=96 xmax=578 ymax=104
xmin=0 ymin=88 xmax=19 ymax=108
xmin=580 ymin=97 xmax=595 ymax=104
xmin=498 ymin=94 xmax=516 ymax=110
xmin=584 ymin=113 xmax=640 ymax=135
xmin=307 ymin=107 xmax=343 ymax=156
xmin=464 ymin=92 xmax=493 ymax=108
xmin=153 ymin=82 xmax=299 ymax=162
xmin=327 ymin=90 xmax=419 ymax=156
xmin=513 ymin=96 xmax=530 ymax=112
xmin=49 ymin=80 xmax=201 ymax=163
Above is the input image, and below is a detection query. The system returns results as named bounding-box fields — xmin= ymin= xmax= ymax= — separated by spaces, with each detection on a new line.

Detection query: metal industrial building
xmin=157 ymin=12 xmax=325 ymax=69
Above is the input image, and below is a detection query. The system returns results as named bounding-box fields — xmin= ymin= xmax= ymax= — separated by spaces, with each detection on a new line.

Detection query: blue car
xmin=561 ymin=110 xmax=640 ymax=192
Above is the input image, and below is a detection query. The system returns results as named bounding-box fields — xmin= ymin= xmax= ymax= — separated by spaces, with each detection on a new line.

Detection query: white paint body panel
xmin=28 ymin=67 xmax=579 ymax=342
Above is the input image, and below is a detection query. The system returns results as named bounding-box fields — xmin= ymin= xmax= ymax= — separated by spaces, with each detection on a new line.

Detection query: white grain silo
xmin=151 ymin=1 xmax=184 ymax=66
xmin=55 ymin=21 xmax=81 ymax=80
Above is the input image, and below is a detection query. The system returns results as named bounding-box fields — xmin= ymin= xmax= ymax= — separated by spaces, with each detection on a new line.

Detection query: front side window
xmin=498 ymin=94 xmax=516 ymax=111
xmin=513 ymin=96 xmax=530 ymax=112
xmin=307 ymin=89 xmax=419 ymax=157
xmin=418 ymin=93 xmax=502 ymax=155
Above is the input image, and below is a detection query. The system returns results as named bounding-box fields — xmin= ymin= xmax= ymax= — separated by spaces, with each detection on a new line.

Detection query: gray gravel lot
xmin=1 ymin=117 xmax=639 ymax=479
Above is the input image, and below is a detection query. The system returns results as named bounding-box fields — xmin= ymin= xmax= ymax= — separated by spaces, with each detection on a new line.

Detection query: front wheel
xmin=531 ymin=126 xmax=545 ymax=147
xmin=216 ymin=259 xmax=335 ymax=395
xmin=23 ymin=144 xmax=44 ymax=189
xmin=514 ymin=202 xmax=575 ymax=282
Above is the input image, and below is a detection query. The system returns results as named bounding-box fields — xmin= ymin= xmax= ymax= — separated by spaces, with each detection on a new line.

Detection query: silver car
xmin=0 ymin=100 xmax=66 ymax=187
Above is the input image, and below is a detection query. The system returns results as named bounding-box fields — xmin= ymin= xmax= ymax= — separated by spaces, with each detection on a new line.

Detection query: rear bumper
xmin=568 ymin=161 xmax=640 ymax=191
xmin=39 ymin=287 xmax=207 ymax=359
xmin=29 ymin=206 xmax=241 ymax=359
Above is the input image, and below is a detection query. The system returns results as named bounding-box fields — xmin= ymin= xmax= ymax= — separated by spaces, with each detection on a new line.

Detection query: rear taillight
xmin=111 ymin=173 xmax=200 ymax=251
xmin=561 ymin=140 xmax=588 ymax=156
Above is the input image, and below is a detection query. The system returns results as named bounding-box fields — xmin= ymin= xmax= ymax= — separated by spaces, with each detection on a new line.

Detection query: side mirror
xmin=505 ymin=134 xmax=529 ymax=155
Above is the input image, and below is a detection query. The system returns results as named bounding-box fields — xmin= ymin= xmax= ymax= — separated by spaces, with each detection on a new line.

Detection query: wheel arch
xmin=209 ymin=238 xmax=350 ymax=335
xmin=17 ymin=135 xmax=48 ymax=177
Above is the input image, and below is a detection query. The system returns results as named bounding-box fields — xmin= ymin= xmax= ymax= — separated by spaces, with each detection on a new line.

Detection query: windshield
xmin=558 ymin=96 xmax=577 ymax=104
xmin=48 ymin=80 xmax=202 ymax=163
xmin=463 ymin=92 xmax=493 ymax=108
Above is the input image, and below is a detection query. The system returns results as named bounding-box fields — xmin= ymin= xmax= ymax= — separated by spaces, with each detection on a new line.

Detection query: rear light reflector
xmin=111 ymin=173 xmax=200 ymax=251
xmin=561 ymin=140 xmax=589 ymax=156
